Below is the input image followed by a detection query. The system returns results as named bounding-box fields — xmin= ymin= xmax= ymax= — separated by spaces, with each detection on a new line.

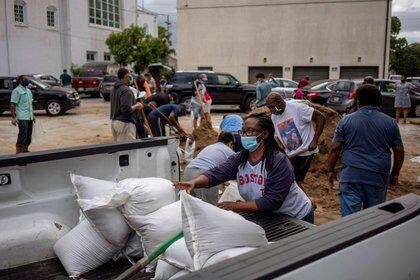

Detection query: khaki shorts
xmin=111 ymin=120 xmax=136 ymax=142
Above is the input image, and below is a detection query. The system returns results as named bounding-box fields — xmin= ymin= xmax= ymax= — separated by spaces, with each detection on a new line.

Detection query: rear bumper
xmin=327 ymin=101 xmax=355 ymax=113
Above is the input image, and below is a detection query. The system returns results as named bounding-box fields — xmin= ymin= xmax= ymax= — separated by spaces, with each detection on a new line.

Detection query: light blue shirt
xmin=187 ymin=142 xmax=235 ymax=171
xmin=256 ymin=82 xmax=273 ymax=107
xmin=11 ymin=85 xmax=34 ymax=120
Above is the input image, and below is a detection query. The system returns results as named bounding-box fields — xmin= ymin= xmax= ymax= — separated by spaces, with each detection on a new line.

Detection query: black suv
xmin=0 ymin=76 xmax=80 ymax=116
xmin=166 ymin=71 xmax=257 ymax=111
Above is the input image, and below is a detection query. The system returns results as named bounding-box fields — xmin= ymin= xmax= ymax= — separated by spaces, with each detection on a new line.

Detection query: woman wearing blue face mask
xmin=174 ymin=113 xmax=314 ymax=223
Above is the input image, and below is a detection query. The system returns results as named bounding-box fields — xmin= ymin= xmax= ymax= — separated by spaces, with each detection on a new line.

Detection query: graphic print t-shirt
xmin=271 ymin=101 xmax=317 ymax=157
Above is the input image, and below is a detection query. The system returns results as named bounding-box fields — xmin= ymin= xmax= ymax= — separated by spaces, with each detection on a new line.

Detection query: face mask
xmin=270 ymin=106 xmax=283 ymax=115
xmin=22 ymin=80 xmax=30 ymax=87
xmin=241 ymin=132 xmax=263 ymax=152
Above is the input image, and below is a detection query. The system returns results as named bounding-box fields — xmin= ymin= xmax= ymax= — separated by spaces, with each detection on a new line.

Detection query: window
xmin=283 ymin=80 xmax=298 ymax=89
xmin=104 ymin=52 xmax=111 ymax=61
xmin=47 ymin=6 xmax=57 ymax=27
xmin=86 ymin=51 xmax=96 ymax=62
xmin=89 ymin=0 xmax=120 ymax=28
xmin=0 ymin=79 xmax=13 ymax=90
xmin=14 ymin=1 xmax=26 ymax=24
xmin=216 ymin=75 xmax=236 ymax=86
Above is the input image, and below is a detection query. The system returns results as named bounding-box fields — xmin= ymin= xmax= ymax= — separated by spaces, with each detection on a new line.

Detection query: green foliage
xmin=389 ymin=16 xmax=419 ymax=77
xmin=70 ymin=64 xmax=81 ymax=76
xmin=106 ymin=25 xmax=175 ymax=73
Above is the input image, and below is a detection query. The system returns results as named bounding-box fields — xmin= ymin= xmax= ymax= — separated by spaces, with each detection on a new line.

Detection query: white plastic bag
xmin=160 ymin=237 xmax=193 ymax=271
xmin=153 ymin=259 xmax=182 ymax=280
xmin=54 ymin=220 xmax=121 ymax=278
xmin=31 ymin=119 xmax=45 ymax=144
xmin=184 ymin=138 xmax=196 ymax=163
xmin=218 ymin=181 xmax=244 ymax=203
xmin=70 ymin=174 xmax=131 ymax=247
xmin=180 ymin=191 xmax=268 ymax=270
xmin=203 ymin=247 xmax=256 ymax=268
xmin=118 ymin=178 xmax=177 ymax=217
xmin=124 ymin=201 xmax=182 ymax=256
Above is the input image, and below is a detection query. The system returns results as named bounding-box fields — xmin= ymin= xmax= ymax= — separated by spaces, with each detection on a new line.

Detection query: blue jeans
xmin=338 ymin=182 xmax=387 ymax=217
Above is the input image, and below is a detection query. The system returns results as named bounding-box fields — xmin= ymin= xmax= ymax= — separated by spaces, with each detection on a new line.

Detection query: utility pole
xmin=164 ymin=15 xmax=172 ymax=46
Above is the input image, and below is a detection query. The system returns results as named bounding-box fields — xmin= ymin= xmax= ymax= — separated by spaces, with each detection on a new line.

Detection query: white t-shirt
xmin=271 ymin=101 xmax=318 ymax=157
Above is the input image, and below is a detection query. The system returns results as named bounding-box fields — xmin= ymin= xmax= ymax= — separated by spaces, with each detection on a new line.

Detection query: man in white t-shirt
xmin=266 ymin=92 xmax=325 ymax=186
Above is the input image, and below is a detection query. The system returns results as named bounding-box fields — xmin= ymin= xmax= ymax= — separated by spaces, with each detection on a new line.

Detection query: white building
xmin=0 ymin=0 xmax=158 ymax=77
xmin=177 ymin=0 xmax=392 ymax=83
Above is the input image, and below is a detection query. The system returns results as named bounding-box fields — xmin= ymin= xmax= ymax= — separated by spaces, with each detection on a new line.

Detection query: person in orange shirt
xmin=136 ymin=74 xmax=152 ymax=98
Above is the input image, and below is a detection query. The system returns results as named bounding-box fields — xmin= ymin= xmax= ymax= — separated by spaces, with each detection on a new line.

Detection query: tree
xmin=106 ymin=25 xmax=174 ymax=73
xmin=389 ymin=16 xmax=419 ymax=77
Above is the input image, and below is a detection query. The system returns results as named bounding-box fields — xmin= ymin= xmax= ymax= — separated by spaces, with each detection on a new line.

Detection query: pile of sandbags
xmin=54 ymin=174 xmax=267 ymax=279
xmin=54 ymin=175 xmax=176 ymax=278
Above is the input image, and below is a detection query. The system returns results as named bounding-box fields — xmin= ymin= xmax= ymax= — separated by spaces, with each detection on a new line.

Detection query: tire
xmin=45 ymin=100 xmax=64 ymax=116
xmin=242 ymin=96 xmax=257 ymax=112
xmin=91 ymin=91 xmax=101 ymax=98
xmin=100 ymin=91 xmax=110 ymax=101
xmin=415 ymin=104 xmax=420 ymax=117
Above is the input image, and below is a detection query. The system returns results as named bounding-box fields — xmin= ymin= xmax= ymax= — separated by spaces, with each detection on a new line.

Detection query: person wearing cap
xmin=147 ymin=103 xmax=188 ymax=137
xmin=192 ymin=73 xmax=208 ymax=128
xmin=255 ymin=73 xmax=273 ymax=108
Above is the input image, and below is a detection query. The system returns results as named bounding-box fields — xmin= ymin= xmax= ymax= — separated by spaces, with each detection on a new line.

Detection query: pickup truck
xmin=0 ymin=138 xmax=418 ymax=279
xmin=71 ymin=70 xmax=103 ymax=97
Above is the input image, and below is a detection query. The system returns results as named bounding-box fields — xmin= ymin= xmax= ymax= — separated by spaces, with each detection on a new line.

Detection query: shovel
xmin=114 ymin=231 xmax=184 ymax=280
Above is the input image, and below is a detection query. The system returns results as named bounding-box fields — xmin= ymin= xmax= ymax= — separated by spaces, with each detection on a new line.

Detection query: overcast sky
xmin=141 ymin=0 xmax=420 ymax=45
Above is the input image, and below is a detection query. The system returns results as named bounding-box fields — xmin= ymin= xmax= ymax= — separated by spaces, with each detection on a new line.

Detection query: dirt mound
xmin=192 ymin=119 xmax=219 ymax=157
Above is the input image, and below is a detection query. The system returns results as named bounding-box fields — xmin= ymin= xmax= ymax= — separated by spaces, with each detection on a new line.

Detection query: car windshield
xmin=103 ymin=75 xmax=118 ymax=82
xmin=309 ymin=81 xmax=333 ymax=90
xmin=30 ymin=78 xmax=50 ymax=89
xmin=79 ymin=71 xmax=104 ymax=77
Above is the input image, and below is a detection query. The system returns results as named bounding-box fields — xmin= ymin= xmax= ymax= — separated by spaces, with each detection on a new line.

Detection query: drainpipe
xmin=383 ymin=0 xmax=390 ymax=78
xmin=4 ymin=0 xmax=11 ymax=75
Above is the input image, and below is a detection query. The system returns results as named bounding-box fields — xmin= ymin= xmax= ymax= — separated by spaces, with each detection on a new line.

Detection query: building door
xmin=248 ymin=67 xmax=283 ymax=84
xmin=340 ymin=66 xmax=379 ymax=79
xmin=292 ymin=67 xmax=329 ymax=83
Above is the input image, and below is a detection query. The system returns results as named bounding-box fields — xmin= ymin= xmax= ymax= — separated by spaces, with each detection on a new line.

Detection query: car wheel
xmin=415 ymin=105 xmax=420 ymax=117
xmin=180 ymin=96 xmax=192 ymax=112
xmin=243 ymin=96 xmax=257 ymax=111
xmin=45 ymin=100 xmax=64 ymax=116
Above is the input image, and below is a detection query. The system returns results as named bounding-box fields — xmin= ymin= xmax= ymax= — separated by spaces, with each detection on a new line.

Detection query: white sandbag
xmin=218 ymin=181 xmax=244 ymax=203
xmin=203 ymin=247 xmax=256 ymax=268
xmin=160 ymin=237 xmax=193 ymax=271
xmin=153 ymin=260 xmax=182 ymax=280
xmin=180 ymin=191 xmax=268 ymax=270
xmin=118 ymin=177 xmax=177 ymax=217
xmin=70 ymin=174 xmax=131 ymax=247
xmin=124 ymin=201 xmax=182 ymax=256
xmin=53 ymin=220 xmax=121 ymax=278
xmin=168 ymin=269 xmax=190 ymax=280
xmin=114 ymin=232 xmax=144 ymax=260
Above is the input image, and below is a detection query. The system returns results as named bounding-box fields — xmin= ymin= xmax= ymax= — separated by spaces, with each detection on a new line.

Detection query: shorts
xmin=192 ymin=103 xmax=203 ymax=118
xmin=203 ymin=99 xmax=212 ymax=113
xmin=289 ymin=154 xmax=314 ymax=182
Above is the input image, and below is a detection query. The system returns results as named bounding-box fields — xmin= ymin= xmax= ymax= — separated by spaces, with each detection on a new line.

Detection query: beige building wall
xmin=177 ymin=0 xmax=391 ymax=82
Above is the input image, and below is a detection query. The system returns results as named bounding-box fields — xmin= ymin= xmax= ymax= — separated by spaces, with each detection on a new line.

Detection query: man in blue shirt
xmin=59 ymin=69 xmax=72 ymax=87
xmin=327 ymin=85 xmax=405 ymax=216
xmin=255 ymin=73 xmax=273 ymax=107
xmin=11 ymin=75 xmax=34 ymax=153
xmin=148 ymin=103 xmax=187 ymax=137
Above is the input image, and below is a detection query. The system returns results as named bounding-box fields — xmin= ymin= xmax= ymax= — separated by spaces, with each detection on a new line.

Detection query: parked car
xmin=99 ymin=75 xmax=118 ymax=101
xmin=0 ymin=76 xmax=80 ymax=116
xmin=28 ymin=74 xmax=61 ymax=87
xmin=166 ymin=71 xmax=257 ymax=111
xmin=389 ymin=74 xmax=402 ymax=81
xmin=301 ymin=79 xmax=337 ymax=105
xmin=72 ymin=62 xmax=119 ymax=97
xmin=327 ymin=79 xmax=362 ymax=114
xmin=375 ymin=79 xmax=420 ymax=117
xmin=406 ymin=77 xmax=420 ymax=89
xmin=270 ymin=78 xmax=298 ymax=98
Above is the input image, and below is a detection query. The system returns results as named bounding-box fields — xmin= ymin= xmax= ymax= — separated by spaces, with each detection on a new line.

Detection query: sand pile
xmin=192 ymin=119 xmax=219 ymax=157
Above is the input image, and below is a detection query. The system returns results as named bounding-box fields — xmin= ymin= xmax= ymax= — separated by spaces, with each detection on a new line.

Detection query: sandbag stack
xmin=54 ymin=174 xmax=268 ymax=279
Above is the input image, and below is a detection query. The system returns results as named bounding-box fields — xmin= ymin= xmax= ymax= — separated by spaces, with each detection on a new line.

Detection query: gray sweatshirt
xmin=110 ymin=80 xmax=136 ymax=123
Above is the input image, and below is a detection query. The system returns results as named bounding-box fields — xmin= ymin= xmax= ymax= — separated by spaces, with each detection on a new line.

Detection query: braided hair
xmin=237 ymin=112 xmax=280 ymax=171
